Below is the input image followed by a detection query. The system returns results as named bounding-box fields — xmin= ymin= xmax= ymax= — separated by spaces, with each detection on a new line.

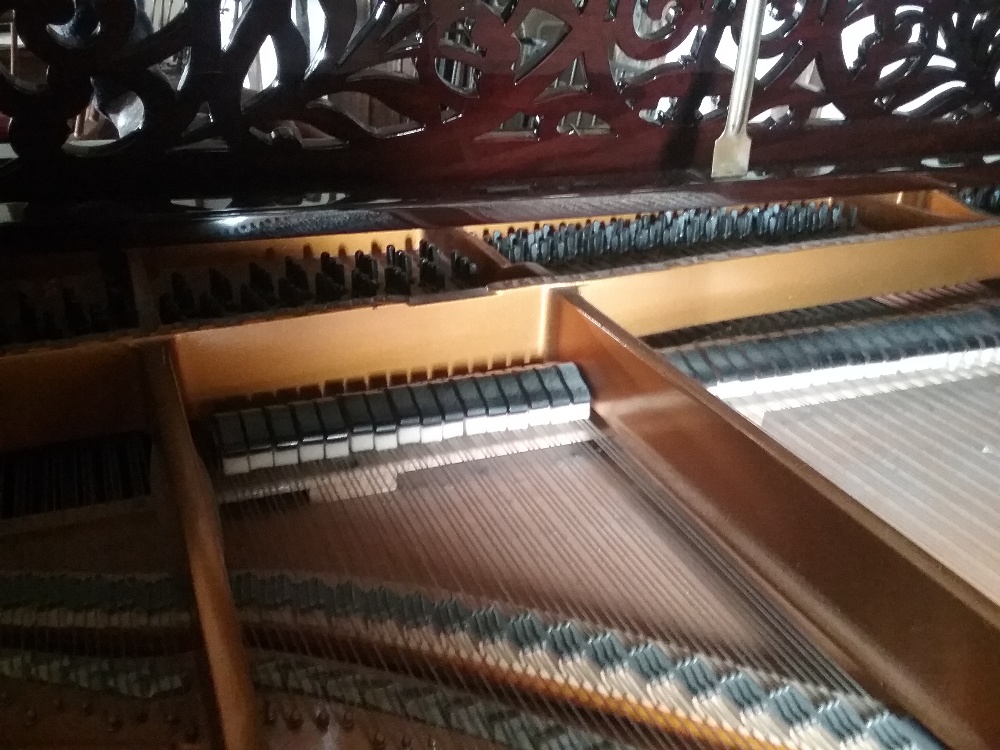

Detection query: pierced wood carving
xmin=1 ymin=0 xmax=999 ymax=198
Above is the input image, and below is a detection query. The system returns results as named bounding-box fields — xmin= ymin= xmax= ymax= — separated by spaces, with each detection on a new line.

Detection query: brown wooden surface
xmin=171 ymin=286 xmax=548 ymax=417
xmin=0 ymin=342 xmax=147 ymax=453
xmin=0 ymin=507 xmax=175 ymax=573
xmin=143 ymin=342 xmax=266 ymax=750
xmin=572 ymin=221 xmax=1000 ymax=337
xmin=548 ymin=289 xmax=1000 ymax=750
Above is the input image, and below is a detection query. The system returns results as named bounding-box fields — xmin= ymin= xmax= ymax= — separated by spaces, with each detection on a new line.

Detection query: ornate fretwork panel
xmin=0 ymin=0 xmax=998 ymax=198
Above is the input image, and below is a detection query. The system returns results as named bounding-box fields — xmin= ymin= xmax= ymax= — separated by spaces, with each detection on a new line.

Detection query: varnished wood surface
xmin=0 ymin=507 xmax=176 ymax=574
xmin=171 ymin=286 xmax=548 ymax=418
xmin=144 ymin=343 xmax=266 ymax=750
xmin=548 ymin=289 xmax=1000 ymax=750
xmin=571 ymin=221 xmax=1000 ymax=337
xmin=0 ymin=342 xmax=148 ymax=453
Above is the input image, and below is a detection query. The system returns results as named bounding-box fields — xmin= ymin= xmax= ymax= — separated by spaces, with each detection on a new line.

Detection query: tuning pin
xmin=278 ymin=277 xmax=305 ymax=307
xmin=323 ymin=255 xmax=346 ymax=286
xmin=351 ymin=268 xmax=378 ymax=298
xmin=239 ymin=283 xmax=269 ymax=313
xmin=106 ymin=286 xmax=131 ymax=327
xmin=385 ymin=266 xmax=411 ymax=295
xmin=418 ymin=259 xmax=444 ymax=291
xmin=284 ymin=257 xmax=307 ymax=289
xmin=89 ymin=303 xmax=111 ymax=333
xmin=315 ymin=708 xmax=331 ymax=731
xmin=209 ymin=268 xmax=234 ymax=305
xmin=285 ymin=710 xmax=303 ymax=731
xmin=315 ymin=272 xmax=346 ymax=303
xmin=106 ymin=712 xmax=124 ymax=733
xmin=248 ymin=262 xmax=276 ymax=303
xmin=170 ymin=272 xmax=196 ymax=318
xmin=818 ymin=202 xmax=830 ymax=230
xmin=63 ymin=288 xmax=90 ymax=335
xmin=39 ymin=308 xmax=61 ymax=339
xmin=17 ymin=291 xmax=39 ymax=341
xmin=199 ymin=292 xmax=225 ymax=318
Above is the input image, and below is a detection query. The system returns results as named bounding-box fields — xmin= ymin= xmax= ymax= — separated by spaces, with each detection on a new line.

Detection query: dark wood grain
xmin=0 ymin=0 xmax=998 ymax=199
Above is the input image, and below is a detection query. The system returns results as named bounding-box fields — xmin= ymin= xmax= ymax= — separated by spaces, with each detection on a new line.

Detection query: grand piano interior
xmin=1 ymin=1 xmax=999 ymax=749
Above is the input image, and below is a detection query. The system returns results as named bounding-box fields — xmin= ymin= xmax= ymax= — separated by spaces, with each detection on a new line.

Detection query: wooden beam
xmin=549 ymin=289 xmax=1000 ymax=750
xmin=142 ymin=341 xmax=265 ymax=750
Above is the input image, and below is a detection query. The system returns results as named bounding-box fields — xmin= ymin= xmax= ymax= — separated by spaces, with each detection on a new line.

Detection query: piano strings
xmin=209 ymin=376 xmax=931 ymax=749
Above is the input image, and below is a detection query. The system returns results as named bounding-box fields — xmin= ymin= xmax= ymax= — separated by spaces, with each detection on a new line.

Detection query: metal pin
xmin=712 ymin=0 xmax=767 ymax=178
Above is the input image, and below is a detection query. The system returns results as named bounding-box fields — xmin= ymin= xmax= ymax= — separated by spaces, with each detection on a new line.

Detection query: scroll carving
xmin=0 ymin=0 xmax=998 ymax=197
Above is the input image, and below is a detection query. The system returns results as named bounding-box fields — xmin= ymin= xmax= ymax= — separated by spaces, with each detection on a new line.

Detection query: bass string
xmin=329 ymin=431 xmax=696 ymax=750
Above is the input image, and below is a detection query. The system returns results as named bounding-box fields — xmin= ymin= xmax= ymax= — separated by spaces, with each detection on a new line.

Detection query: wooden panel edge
xmin=142 ymin=341 xmax=265 ymax=750
xmin=576 ymin=223 xmax=1000 ymax=337
xmin=549 ymin=288 xmax=1000 ymax=750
